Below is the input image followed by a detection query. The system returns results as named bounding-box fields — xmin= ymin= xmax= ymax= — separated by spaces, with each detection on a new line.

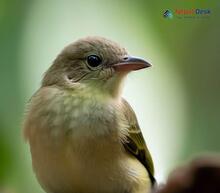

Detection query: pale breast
xmin=30 ymin=131 xmax=150 ymax=193
xmin=25 ymin=87 xmax=150 ymax=193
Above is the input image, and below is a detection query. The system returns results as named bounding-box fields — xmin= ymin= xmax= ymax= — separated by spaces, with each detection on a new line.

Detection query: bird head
xmin=42 ymin=36 xmax=151 ymax=97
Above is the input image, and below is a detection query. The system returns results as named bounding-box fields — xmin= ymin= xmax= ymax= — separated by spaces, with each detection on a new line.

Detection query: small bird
xmin=23 ymin=36 xmax=156 ymax=193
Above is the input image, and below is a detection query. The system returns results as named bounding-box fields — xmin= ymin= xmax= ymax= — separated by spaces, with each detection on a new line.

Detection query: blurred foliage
xmin=0 ymin=0 xmax=219 ymax=193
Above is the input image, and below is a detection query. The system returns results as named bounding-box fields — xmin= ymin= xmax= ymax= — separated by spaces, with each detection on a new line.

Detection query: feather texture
xmin=121 ymin=99 xmax=156 ymax=184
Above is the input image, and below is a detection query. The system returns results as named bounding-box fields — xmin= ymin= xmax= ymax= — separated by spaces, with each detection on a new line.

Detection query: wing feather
xmin=121 ymin=99 xmax=156 ymax=184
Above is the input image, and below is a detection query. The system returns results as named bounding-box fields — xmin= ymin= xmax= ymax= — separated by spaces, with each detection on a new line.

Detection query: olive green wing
xmin=121 ymin=98 xmax=156 ymax=184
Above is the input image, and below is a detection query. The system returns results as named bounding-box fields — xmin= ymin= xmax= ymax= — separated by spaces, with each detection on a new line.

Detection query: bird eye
xmin=87 ymin=55 xmax=102 ymax=68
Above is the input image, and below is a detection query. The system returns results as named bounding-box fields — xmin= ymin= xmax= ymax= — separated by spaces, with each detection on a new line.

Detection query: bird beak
xmin=113 ymin=56 xmax=151 ymax=72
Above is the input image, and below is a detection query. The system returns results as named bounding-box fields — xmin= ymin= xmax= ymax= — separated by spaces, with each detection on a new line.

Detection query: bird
xmin=23 ymin=36 xmax=156 ymax=193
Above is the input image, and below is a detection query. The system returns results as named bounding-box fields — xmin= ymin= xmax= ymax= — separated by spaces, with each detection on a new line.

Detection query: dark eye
xmin=87 ymin=55 xmax=102 ymax=68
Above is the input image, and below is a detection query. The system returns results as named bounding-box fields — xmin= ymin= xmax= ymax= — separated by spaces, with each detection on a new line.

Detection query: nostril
xmin=123 ymin=56 xmax=129 ymax=61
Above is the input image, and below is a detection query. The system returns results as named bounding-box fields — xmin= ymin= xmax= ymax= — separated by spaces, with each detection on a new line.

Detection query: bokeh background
xmin=0 ymin=0 xmax=219 ymax=193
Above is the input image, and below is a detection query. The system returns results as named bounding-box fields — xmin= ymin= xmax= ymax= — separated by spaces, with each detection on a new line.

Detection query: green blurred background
xmin=0 ymin=0 xmax=219 ymax=193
